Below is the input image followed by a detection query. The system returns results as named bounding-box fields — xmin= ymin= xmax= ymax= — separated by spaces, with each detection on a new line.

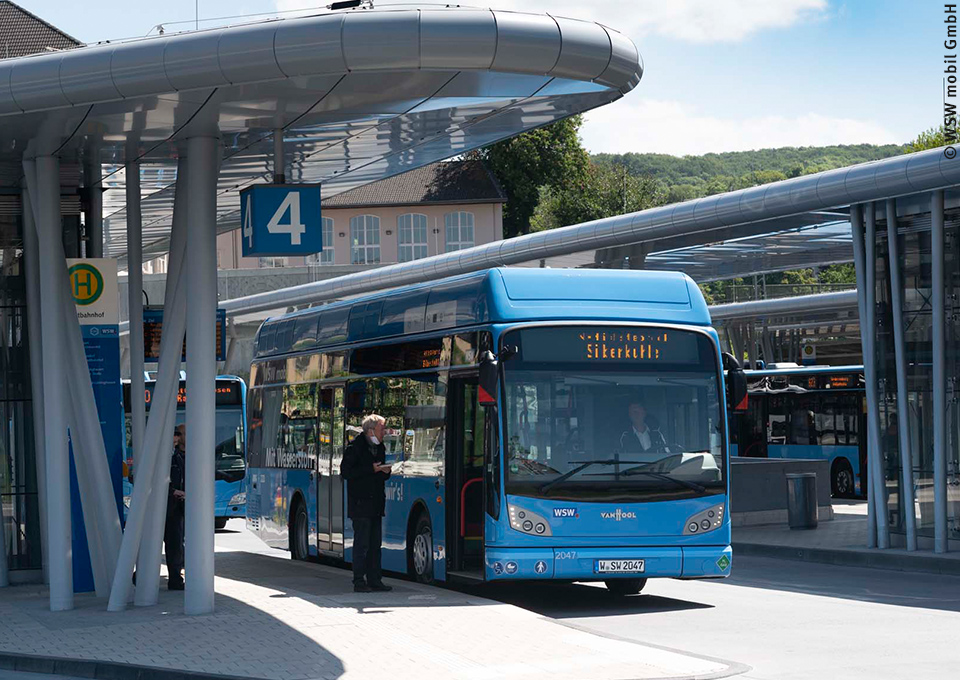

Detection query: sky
xmin=16 ymin=0 xmax=943 ymax=156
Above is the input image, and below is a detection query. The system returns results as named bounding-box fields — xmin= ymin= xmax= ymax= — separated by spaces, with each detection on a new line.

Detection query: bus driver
xmin=619 ymin=401 xmax=668 ymax=457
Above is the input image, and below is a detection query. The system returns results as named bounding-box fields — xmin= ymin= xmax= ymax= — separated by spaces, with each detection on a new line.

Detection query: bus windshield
xmin=501 ymin=325 xmax=726 ymax=502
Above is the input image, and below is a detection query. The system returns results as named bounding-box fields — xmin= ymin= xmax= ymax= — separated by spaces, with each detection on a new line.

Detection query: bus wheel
xmin=290 ymin=501 xmax=309 ymax=561
xmin=604 ymin=578 xmax=646 ymax=596
xmin=409 ymin=513 xmax=434 ymax=584
xmin=832 ymin=460 xmax=854 ymax=498
xmin=215 ymin=518 xmax=228 ymax=531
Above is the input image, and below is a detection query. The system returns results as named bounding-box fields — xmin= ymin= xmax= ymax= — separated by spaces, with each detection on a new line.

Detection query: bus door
xmin=316 ymin=385 xmax=346 ymax=556
xmin=447 ymin=376 xmax=485 ymax=575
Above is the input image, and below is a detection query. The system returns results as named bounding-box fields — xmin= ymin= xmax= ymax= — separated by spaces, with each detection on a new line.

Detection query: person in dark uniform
xmin=165 ymin=424 xmax=186 ymax=591
xmin=341 ymin=414 xmax=393 ymax=593
xmin=619 ymin=401 xmax=668 ymax=457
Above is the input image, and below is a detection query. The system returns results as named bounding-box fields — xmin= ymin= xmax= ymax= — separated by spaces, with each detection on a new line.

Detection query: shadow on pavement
xmin=213 ymin=551 xmax=499 ymax=611
xmin=468 ymin=581 xmax=713 ymax=619
xmin=708 ymin=555 xmax=960 ymax=613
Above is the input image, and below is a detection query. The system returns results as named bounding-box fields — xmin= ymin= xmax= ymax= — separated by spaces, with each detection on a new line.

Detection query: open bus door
xmin=316 ymin=385 xmax=346 ymax=556
xmin=446 ymin=376 xmax=486 ymax=580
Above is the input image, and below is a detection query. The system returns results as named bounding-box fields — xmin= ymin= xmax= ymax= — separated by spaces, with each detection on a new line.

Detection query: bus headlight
xmin=229 ymin=492 xmax=246 ymax=506
xmin=507 ymin=505 xmax=552 ymax=536
xmin=684 ymin=503 xmax=724 ymax=535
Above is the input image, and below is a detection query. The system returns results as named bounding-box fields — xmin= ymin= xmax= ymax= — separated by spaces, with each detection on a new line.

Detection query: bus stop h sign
xmin=240 ymin=184 xmax=323 ymax=256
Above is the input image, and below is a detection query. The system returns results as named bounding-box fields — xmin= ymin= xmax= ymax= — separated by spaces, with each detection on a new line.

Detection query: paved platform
xmin=0 ymin=521 xmax=739 ymax=680
xmin=733 ymin=502 xmax=960 ymax=575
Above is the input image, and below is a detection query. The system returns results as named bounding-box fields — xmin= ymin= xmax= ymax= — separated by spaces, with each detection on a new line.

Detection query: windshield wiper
xmin=539 ymin=459 xmax=646 ymax=494
xmin=620 ymin=469 xmax=707 ymax=493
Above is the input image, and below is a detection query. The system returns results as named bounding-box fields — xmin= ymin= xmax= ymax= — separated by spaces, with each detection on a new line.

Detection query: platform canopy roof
xmin=0 ymin=7 xmax=642 ymax=261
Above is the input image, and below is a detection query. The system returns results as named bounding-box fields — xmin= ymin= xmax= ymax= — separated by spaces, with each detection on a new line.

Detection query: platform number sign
xmin=240 ymin=184 xmax=323 ymax=257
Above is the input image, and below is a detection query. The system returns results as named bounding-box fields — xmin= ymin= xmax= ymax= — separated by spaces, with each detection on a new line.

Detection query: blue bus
xmin=122 ymin=375 xmax=248 ymax=528
xmin=245 ymin=269 xmax=744 ymax=593
xmin=729 ymin=365 xmax=867 ymax=498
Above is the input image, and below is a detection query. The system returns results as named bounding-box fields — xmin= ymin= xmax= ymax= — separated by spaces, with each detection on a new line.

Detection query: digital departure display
xmin=512 ymin=327 xmax=706 ymax=366
xmin=123 ymin=381 xmax=243 ymax=412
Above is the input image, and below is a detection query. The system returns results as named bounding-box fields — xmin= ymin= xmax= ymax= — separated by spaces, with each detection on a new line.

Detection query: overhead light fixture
xmin=329 ymin=0 xmax=368 ymax=10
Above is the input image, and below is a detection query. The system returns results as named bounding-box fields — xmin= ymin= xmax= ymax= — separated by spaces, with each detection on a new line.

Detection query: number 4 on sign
xmin=243 ymin=194 xmax=254 ymax=248
xmin=267 ymin=191 xmax=306 ymax=245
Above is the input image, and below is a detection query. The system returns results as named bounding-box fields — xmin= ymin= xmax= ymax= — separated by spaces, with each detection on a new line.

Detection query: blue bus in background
xmin=245 ymin=268 xmax=744 ymax=594
xmin=122 ymin=375 xmax=248 ymax=528
xmin=729 ymin=365 xmax=867 ymax=498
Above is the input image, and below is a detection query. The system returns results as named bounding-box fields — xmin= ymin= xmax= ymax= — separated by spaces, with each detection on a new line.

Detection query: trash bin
xmin=785 ymin=472 xmax=818 ymax=529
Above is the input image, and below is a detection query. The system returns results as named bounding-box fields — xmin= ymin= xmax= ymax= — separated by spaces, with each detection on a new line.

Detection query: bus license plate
xmin=595 ymin=559 xmax=645 ymax=574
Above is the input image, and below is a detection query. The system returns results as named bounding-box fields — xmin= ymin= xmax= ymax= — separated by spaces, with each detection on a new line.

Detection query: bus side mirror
xmin=723 ymin=352 xmax=748 ymax=412
xmin=478 ymin=351 xmax=499 ymax=407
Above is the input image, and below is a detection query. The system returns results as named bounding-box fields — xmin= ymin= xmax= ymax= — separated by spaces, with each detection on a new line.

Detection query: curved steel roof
xmin=0 ymin=7 xmax=642 ymax=259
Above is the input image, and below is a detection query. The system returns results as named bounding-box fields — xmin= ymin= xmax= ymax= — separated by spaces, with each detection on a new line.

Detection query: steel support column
xmin=932 ymin=190 xmax=948 ymax=553
xmin=28 ymin=155 xmax=73 ymax=609
xmin=885 ymin=199 xmax=918 ymax=551
xmin=184 ymin=136 xmax=219 ymax=615
xmin=851 ymin=204 xmax=877 ymax=548
xmin=135 ymin=158 xmax=190 ymax=606
xmin=109 ymin=159 xmax=190 ymax=611
xmin=865 ymin=203 xmax=890 ymax=548
xmin=84 ymin=161 xmax=103 ymax=258
xmin=21 ymin=185 xmax=48 ymax=584
xmin=126 ymin=159 xmax=146 ymax=492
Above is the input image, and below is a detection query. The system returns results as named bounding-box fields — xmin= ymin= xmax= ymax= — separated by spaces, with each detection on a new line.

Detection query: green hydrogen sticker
xmin=716 ymin=554 xmax=730 ymax=570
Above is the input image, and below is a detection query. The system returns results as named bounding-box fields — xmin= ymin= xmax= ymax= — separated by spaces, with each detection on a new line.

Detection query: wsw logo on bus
xmin=552 ymin=508 xmax=579 ymax=518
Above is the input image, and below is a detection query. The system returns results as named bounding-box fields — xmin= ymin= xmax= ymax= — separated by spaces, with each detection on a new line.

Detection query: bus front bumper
xmin=484 ymin=545 xmax=732 ymax=581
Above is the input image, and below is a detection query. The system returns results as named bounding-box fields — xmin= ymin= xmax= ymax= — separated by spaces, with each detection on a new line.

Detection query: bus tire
xmin=409 ymin=512 xmax=434 ymax=584
xmin=831 ymin=459 xmax=855 ymax=498
xmin=604 ymin=578 xmax=646 ymax=596
xmin=290 ymin=499 xmax=309 ymax=561
xmin=215 ymin=517 xmax=228 ymax=531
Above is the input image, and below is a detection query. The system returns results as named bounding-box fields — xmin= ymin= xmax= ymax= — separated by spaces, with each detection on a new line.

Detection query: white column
xmin=28 ymin=154 xmax=73 ymax=610
xmin=185 ymin=136 xmax=219 ymax=615
xmin=864 ymin=203 xmax=890 ymax=548
xmin=850 ymin=204 xmax=877 ymax=548
xmin=21 ymin=185 xmax=49 ymax=584
xmin=127 ymin=160 xmax=146 ymax=493
xmin=109 ymin=158 xmax=190 ymax=611
xmin=885 ymin=199 xmax=918 ymax=551
xmin=135 ymin=158 xmax=190 ymax=606
xmin=932 ymin=190 xmax=948 ymax=553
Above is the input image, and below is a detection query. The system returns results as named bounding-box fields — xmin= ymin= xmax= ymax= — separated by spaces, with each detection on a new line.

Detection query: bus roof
xmin=744 ymin=364 xmax=864 ymax=377
xmin=255 ymin=268 xmax=709 ymax=358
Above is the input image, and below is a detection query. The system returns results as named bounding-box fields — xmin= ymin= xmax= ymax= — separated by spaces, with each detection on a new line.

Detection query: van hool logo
xmin=600 ymin=509 xmax=637 ymax=521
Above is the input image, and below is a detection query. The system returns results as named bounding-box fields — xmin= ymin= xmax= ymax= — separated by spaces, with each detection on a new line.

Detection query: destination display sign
xmin=122 ymin=380 xmax=243 ymax=412
xmin=143 ymin=307 xmax=227 ymax=362
xmin=514 ymin=327 xmax=704 ymax=365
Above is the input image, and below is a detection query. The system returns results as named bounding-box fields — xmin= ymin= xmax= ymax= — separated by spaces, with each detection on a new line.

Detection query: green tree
xmin=908 ymin=124 xmax=951 ymax=152
xmin=471 ymin=116 xmax=590 ymax=238
xmin=529 ymin=163 xmax=666 ymax=232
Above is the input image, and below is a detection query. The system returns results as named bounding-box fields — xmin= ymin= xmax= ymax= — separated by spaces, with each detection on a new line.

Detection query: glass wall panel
xmin=876 ymin=205 xmax=960 ymax=540
xmin=0 ymin=216 xmax=40 ymax=571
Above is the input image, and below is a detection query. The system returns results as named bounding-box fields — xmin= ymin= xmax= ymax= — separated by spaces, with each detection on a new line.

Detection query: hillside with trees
xmin=592 ymin=144 xmax=908 ymax=203
xmin=476 ymin=120 xmax=937 ymax=301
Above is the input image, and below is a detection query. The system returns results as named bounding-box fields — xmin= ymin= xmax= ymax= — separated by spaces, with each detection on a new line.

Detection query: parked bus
xmin=245 ymin=269 xmax=745 ymax=594
xmin=729 ymin=364 xmax=866 ymax=498
xmin=122 ymin=375 xmax=248 ymax=528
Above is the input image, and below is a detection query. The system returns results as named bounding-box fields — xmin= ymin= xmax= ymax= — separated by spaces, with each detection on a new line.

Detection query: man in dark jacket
xmin=340 ymin=414 xmax=393 ymax=592
xmin=619 ymin=401 xmax=669 ymax=457
xmin=165 ymin=424 xmax=186 ymax=590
